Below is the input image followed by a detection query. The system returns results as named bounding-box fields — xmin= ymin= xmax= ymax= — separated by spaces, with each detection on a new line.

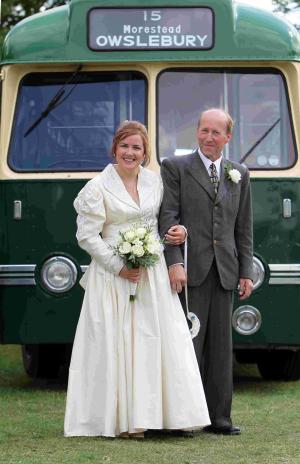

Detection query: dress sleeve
xmin=74 ymin=181 xmax=124 ymax=276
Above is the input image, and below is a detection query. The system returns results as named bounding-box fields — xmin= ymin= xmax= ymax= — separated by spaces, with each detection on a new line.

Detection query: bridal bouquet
xmin=113 ymin=223 xmax=162 ymax=300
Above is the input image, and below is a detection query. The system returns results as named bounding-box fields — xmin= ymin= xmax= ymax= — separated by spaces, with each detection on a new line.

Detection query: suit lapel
xmin=215 ymin=158 xmax=230 ymax=205
xmin=186 ymin=152 xmax=216 ymax=201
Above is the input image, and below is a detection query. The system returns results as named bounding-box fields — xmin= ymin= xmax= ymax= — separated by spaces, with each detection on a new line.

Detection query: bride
xmin=64 ymin=120 xmax=210 ymax=438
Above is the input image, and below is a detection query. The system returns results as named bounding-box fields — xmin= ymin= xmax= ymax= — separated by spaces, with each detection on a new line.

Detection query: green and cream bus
xmin=1 ymin=0 xmax=300 ymax=380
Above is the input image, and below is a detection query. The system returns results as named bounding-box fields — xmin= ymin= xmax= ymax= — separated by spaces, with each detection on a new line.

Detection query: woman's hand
xmin=165 ymin=225 xmax=187 ymax=246
xmin=119 ymin=266 xmax=142 ymax=283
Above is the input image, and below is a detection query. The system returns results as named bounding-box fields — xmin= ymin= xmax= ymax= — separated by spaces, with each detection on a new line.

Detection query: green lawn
xmin=0 ymin=345 xmax=300 ymax=464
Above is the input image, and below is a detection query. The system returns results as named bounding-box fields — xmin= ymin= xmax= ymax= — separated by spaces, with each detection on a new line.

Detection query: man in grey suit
xmin=159 ymin=108 xmax=254 ymax=436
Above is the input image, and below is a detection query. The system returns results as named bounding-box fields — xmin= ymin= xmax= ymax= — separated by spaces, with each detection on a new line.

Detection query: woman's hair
xmin=110 ymin=120 xmax=150 ymax=166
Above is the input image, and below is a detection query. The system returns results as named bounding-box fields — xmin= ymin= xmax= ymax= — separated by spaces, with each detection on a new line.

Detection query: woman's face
xmin=115 ymin=133 xmax=145 ymax=172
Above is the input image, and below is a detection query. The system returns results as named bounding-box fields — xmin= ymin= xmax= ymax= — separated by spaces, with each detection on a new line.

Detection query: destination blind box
xmin=88 ymin=7 xmax=214 ymax=51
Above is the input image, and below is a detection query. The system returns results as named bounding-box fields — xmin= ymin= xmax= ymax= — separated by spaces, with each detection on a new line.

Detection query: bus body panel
xmin=1 ymin=0 xmax=300 ymax=379
xmin=1 ymin=0 xmax=300 ymax=65
xmin=0 ymin=180 xmax=86 ymax=344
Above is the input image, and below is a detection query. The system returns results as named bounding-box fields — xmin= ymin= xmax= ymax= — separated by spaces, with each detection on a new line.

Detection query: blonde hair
xmin=111 ymin=120 xmax=150 ymax=166
xmin=197 ymin=108 xmax=234 ymax=134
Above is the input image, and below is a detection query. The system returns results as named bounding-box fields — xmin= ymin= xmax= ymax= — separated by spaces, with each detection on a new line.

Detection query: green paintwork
xmin=1 ymin=0 xmax=300 ymax=65
xmin=0 ymin=179 xmax=87 ymax=343
xmin=1 ymin=178 xmax=300 ymax=345
xmin=233 ymin=178 xmax=300 ymax=347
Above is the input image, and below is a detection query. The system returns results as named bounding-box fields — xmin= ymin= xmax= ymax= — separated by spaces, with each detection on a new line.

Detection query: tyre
xmin=22 ymin=344 xmax=72 ymax=380
xmin=257 ymin=350 xmax=300 ymax=381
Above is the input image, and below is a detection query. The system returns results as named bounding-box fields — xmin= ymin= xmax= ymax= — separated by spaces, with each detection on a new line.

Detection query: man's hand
xmin=119 ymin=266 xmax=142 ymax=283
xmin=168 ymin=264 xmax=187 ymax=293
xmin=238 ymin=278 xmax=253 ymax=300
xmin=165 ymin=225 xmax=187 ymax=245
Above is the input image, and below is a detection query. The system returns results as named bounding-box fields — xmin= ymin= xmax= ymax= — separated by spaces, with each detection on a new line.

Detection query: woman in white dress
xmin=64 ymin=121 xmax=210 ymax=438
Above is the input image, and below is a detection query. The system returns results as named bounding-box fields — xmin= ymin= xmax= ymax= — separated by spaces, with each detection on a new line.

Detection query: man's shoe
xmin=203 ymin=425 xmax=241 ymax=436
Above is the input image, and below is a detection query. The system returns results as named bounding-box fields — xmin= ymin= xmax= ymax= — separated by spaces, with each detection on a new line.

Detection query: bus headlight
xmin=40 ymin=256 xmax=77 ymax=293
xmin=252 ymin=256 xmax=265 ymax=290
xmin=232 ymin=305 xmax=261 ymax=335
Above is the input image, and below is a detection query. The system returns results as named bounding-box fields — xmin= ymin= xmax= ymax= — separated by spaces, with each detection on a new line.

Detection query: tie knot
xmin=210 ymin=163 xmax=217 ymax=174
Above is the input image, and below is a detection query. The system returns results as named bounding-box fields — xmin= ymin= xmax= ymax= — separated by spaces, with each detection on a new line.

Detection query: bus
xmin=1 ymin=0 xmax=300 ymax=381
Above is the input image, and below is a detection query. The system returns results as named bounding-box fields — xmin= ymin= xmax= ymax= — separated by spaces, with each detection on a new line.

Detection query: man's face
xmin=196 ymin=110 xmax=232 ymax=161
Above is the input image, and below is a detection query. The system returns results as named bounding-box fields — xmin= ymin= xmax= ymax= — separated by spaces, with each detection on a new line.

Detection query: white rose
xmin=146 ymin=242 xmax=161 ymax=254
xmin=119 ymin=242 xmax=132 ymax=254
xmin=133 ymin=239 xmax=143 ymax=246
xmin=229 ymin=169 xmax=241 ymax=184
xmin=131 ymin=244 xmax=145 ymax=257
xmin=124 ymin=230 xmax=136 ymax=242
xmin=135 ymin=227 xmax=147 ymax=239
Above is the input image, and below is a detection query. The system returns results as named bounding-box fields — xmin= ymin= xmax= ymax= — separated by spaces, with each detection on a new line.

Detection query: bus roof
xmin=1 ymin=0 xmax=300 ymax=65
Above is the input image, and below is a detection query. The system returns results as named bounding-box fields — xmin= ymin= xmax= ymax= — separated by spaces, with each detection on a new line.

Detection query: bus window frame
xmin=7 ymin=69 xmax=148 ymax=174
xmin=0 ymin=78 xmax=2 ymax=133
xmin=156 ymin=66 xmax=297 ymax=171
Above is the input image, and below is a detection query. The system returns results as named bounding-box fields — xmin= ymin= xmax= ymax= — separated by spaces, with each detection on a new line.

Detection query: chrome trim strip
xmin=269 ymin=264 xmax=300 ymax=284
xmin=0 ymin=264 xmax=36 ymax=286
xmin=269 ymin=277 xmax=300 ymax=285
xmin=0 ymin=273 xmax=35 ymax=277
xmin=269 ymin=264 xmax=300 ymax=272
xmin=270 ymin=272 xmax=300 ymax=277
xmin=0 ymin=264 xmax=36 ymax=273
xmin=0 ymin=278 xmax=36 ymax=286
xmin=81 ymin=265 xmax=88 ymax=273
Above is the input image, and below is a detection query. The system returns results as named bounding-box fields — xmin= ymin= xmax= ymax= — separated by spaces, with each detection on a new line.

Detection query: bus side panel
xmin=0 ymin=179 xmax=88 ymax=343
xmin=233 ymin=178 xmax=300 ymax=347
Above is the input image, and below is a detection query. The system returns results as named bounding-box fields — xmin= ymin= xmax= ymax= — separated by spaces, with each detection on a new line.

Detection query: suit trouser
xmin=179 ymin=260 xmax=233 ymax=428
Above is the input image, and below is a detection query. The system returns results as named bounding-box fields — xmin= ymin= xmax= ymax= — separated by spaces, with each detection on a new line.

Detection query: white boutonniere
xmin=224 ymin=163 xmax=241 ymax=184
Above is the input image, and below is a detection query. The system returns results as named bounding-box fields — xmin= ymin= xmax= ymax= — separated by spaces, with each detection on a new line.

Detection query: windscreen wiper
xmin=24 ymin=64 xmax=83 ymax=138
xmin=239 ymin=118 xmax=280 ymax=164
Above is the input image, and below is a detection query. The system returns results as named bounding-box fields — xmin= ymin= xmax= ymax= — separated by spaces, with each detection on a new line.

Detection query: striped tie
xmin=209 ymin=163 xmax=219 ymax=194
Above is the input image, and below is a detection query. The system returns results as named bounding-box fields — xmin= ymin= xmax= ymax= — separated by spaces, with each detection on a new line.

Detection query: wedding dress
xmin=64 ymin=163 xmax=210 ymax=437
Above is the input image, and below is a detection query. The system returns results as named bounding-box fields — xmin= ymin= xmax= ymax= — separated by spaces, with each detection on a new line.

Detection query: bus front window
xmin=9 ymin=71 xmax=146 ymax=172
xmin=158 ymin=70 xmax=296 ymax=169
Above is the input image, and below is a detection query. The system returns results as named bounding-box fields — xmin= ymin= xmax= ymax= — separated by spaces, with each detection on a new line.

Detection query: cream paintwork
xmin=1 ymin=61 xmax=300 ymax=179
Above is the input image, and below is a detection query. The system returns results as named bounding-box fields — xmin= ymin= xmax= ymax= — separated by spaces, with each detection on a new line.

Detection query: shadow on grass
xmin=0 ymin=345 xmax=289 ymax=395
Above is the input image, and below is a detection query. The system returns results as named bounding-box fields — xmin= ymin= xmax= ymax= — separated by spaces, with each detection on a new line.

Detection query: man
xmin=159 ymin=108 xmax=254 ymax=436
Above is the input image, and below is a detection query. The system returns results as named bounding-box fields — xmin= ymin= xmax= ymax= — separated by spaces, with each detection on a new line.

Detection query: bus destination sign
xmin=88 ymin=8 xmax=214 ymax=51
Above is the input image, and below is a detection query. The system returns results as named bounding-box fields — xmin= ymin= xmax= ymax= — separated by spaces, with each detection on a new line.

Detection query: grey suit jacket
xmin=159 ymin=151 xmax=254 ymax=290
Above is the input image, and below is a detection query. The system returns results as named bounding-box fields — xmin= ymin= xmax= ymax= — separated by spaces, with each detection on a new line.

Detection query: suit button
xmin=214 ymin=239 xmax=219 ymax=245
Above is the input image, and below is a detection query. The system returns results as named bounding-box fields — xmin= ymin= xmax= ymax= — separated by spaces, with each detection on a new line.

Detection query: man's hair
xmin=197 ymin=108 xmax=234 ymax=134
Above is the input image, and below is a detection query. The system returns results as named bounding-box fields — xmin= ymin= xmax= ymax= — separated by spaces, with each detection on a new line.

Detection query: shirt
xmin=198 ymin=148 xmax=222 ymax=178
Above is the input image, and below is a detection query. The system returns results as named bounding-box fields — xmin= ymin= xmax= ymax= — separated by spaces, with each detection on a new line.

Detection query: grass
xmin=0 ymin=345 xmax=300 ymax=464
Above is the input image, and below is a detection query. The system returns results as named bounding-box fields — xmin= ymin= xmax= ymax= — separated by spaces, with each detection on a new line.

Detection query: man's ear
xmin=226 ymin=133 xmax=232 ymax=143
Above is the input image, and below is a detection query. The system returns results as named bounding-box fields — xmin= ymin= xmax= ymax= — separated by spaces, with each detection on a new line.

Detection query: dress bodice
xmin=73 ymin=164 xmax=163 ymax=275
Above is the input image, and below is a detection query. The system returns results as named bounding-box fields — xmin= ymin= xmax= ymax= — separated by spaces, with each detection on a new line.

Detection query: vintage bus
xmin=1 ymin=0 xmax=300 ymax=381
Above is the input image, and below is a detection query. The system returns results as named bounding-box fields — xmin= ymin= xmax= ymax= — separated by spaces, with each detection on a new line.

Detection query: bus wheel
xmin=21 ymin=344 xmax=72 ymax=380
xmin=257 ymin=350 xmax=300 ymax=381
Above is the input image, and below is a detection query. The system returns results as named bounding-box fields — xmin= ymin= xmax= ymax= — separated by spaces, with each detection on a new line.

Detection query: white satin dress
xmin=64 ymin=163 xmax=210 ymax=437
